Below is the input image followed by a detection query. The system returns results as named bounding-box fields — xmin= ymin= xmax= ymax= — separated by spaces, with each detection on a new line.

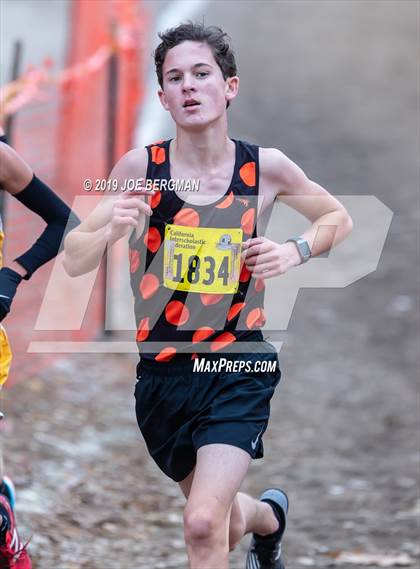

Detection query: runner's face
xmin=158 ymin=41 xmax=238 ymax=129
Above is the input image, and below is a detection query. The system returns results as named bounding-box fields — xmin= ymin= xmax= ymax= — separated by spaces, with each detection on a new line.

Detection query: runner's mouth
xmin=183 ymin=100 xmax=200 ymax=108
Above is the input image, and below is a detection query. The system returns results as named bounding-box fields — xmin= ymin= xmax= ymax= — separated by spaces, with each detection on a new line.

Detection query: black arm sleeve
xmin=13 ymin=175 xmax=80 ymax=279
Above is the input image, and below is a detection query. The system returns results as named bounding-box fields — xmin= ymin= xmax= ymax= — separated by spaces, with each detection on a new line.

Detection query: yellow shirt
xmin=0 ymin=215 xmax=12 ymax=386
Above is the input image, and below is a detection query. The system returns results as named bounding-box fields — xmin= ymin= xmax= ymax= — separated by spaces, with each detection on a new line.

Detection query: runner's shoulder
xmin=111 ymin=147 xmax=148 ymax=184
xmin=259 ymin=146 xmax=307 ymax=194
xmin=77 ymin=148 xmax=149 ymax=232
xmin=259 ymin=147 xmax=301 ymax=180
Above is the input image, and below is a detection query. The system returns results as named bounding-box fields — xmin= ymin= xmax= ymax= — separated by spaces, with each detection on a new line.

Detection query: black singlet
xmin=129 ymin=138 xmax=267 ymax=363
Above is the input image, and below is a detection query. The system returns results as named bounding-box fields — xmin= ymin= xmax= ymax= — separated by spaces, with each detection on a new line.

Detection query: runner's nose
xmin=182 ymin=74 xmax=196 ymax=93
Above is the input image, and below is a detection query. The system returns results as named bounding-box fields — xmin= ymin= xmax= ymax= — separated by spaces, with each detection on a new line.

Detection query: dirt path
xmin=2 ymin=1 xmax=419 ymax=568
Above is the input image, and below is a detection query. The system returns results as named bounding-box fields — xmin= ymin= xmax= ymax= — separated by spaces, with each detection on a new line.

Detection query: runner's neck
xmin=168 ymin=138 xmax=237 ymax=207
xmin=171 ymin=130 xmax=234 ymax=172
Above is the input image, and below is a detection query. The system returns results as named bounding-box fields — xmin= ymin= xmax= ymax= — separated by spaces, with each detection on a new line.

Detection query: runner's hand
xmin=105 ymin=189 xmax=153 ymax=244
xmin=0 ymin=267 xmax=23 ymax=322
xmin=241 ymin=237 xmax=301 ymax=279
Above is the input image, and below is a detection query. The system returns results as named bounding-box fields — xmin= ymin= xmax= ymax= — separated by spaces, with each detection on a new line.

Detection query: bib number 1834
xmin=163 ymin=225 xmax=243 ymax=294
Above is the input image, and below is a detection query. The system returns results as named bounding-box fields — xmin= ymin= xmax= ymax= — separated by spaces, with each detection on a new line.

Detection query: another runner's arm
xmin=0 ymin=141 xmax=80 ymax=277
xmin=259 ymin=147 xmax=353 ymax=257
xmin=0 ymin=135 xmax=80 ymax=320
xmin=63 ymin=148 xmax=152 ymax=277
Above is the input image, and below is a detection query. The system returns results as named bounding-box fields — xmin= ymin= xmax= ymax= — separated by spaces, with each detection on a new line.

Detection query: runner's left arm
xmin=242 ymin=147 xmax=353 ymax=278
xmin=0 ymin=132 xmax=80 ymax=321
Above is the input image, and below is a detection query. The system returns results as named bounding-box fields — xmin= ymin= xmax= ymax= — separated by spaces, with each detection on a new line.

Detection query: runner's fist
xmin=105 ymin=189 xmax=153 ymax=244
xmin=241 ymin=237 xmax=301 ymax=278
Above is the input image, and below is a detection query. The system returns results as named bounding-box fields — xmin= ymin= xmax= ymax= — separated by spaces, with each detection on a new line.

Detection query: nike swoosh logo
xmin=251 ymin=428 xmax=264 ymax=450
xmin=0 ymin=295 xmax=10 ymax=299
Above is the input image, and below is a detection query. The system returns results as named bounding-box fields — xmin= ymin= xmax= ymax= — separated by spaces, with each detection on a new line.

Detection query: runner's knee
xmin=183 ymin=505 xmax=226 ymax=544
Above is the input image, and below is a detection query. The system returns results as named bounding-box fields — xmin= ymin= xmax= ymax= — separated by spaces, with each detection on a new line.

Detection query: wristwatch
xmin=286 ymin=236 xmax=311 ymax=264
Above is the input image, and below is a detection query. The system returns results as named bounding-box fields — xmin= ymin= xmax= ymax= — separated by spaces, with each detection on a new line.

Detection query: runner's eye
xmin=169 ymin=76 xmax=182 ymax=82
xmin=196 ymin=72 xmax=209 ymax=78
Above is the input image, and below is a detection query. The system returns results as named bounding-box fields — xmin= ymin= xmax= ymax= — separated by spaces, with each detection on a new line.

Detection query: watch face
xmin=287 ymin=238 xmax=311 ymax=261
xmin=299 ymin=240 xmax=311 ymax=259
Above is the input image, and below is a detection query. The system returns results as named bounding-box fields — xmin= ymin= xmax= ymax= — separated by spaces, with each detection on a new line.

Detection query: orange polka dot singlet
xmin=129 ymin=139 xmax=267 ymax=363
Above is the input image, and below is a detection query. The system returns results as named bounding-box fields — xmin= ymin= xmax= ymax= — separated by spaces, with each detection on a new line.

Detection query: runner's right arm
xmin=63 ymin=148 xmax=152 ymax=277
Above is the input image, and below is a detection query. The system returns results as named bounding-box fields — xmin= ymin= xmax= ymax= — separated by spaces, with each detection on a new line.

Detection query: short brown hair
xmin=154 ymin=21 xmax=237 ymax=90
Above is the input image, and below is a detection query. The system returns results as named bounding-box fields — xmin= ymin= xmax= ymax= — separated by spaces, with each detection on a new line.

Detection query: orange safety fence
xmin=1 ymin=0 xmax=149 ymax=386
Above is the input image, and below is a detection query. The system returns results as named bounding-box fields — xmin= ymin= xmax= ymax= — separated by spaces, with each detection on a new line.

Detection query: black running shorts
xmin=134 ymin=341 xmax=282 ymax=482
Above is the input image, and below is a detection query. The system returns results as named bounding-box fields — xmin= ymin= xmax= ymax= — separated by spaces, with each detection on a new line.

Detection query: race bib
xmin=163 ymin=224 xmax=243 ymax=294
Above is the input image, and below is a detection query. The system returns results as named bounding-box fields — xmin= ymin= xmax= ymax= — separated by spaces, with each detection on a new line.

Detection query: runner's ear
xmin=158 ymin=89 xmax=170 ymax=111
xmin=225 ymin=76 xmax=239 ymax=106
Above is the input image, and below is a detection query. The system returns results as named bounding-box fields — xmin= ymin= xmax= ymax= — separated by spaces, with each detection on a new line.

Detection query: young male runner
xmin=0 ymin=128 xmax=79 ymax=568
xmin=63 ymin=23 xmax=353 ymax=569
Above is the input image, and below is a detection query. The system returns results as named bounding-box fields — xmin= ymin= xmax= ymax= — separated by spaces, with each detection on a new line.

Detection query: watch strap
xmin=286 ymin=237 xmax=311 ymax=263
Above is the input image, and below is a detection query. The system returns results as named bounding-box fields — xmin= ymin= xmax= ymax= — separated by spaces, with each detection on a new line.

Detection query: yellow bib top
xmin=0 ymin=214 xmax=13 ymax=386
